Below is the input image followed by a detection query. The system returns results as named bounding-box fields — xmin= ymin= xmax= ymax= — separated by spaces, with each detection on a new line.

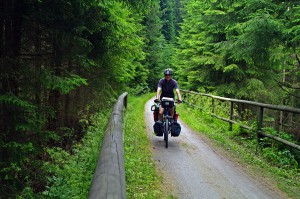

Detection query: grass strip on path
xmin=124 ymin=93 xmax=163 ymax=199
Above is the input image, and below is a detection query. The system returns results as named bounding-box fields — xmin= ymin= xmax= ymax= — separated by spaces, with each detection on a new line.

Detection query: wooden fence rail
xmin=88 ymin=92 xmax=128 ymax=199
xmin=180 ymin=89 xmax=300 ymax=150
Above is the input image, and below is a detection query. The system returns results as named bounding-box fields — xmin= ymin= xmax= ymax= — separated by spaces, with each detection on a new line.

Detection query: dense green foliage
xmin=176 ymin=0 xmax=300 ymax=107
xmin=142 ymin=0 xmax=166 ymax=91
xmin=143 ymin=0 xmax=180 ymax=91
xmin=1 ymin=0 xmax=300 ymax=197
xmin=0 ymin=0 xmax=151 ymax=196
xmin=41 ymin=111 xmax=110 ymax=198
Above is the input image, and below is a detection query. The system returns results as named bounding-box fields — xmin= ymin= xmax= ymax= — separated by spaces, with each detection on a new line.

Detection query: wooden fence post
xmin=257 ymin=107 xmax=264 ymax=142
xmin=229 ymin=101 xmax=234 ymax=131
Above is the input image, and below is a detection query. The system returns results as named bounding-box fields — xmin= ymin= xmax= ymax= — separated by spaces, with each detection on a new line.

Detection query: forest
xmin=1 ymin=0 xmax=300 ymax=197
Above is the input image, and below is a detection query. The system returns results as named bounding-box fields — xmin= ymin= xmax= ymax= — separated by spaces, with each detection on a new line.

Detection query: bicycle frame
xmin=163 ymin=108 xmax=172 ymax=148
xmin=160 ymin=97 xmax=175 ymax=148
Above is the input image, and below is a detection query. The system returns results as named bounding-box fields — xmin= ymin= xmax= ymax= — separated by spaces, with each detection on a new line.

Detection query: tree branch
xmin=296 ymin=54 xmax=300 ymax=68
xmin=275 ymin=79 xmax=300 ymax=98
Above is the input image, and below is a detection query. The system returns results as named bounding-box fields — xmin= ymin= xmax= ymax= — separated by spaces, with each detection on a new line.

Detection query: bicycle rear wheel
xmin=164 ymin=119 xmax=168 ymax=148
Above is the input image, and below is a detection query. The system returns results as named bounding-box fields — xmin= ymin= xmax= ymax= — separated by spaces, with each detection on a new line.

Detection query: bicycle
xmin=154 ymin=97 xmax=181 ymax=148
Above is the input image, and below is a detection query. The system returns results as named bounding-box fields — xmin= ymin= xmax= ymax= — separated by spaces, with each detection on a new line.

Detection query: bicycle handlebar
xmin=154 ymin=99 xmax=160 ymax=103
xmin=154 ymin=99 xmax=182 ymax=104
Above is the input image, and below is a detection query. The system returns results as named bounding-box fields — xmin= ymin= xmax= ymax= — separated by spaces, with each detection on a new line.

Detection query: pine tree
xmin=142 ymin=0 xmax=166 ymax=91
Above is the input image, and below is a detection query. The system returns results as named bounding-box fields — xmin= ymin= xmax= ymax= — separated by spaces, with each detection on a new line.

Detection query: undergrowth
xmin=177 ymin=103 xmax=300 ymax=199
xmin=38 ymin=111 xmax=110 ymax=198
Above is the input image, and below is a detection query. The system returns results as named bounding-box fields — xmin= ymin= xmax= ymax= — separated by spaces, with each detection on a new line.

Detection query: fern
xmin=43 ymin=72 xmax=88 ymax=94
xmin=0 ymin=94 xmax=36 ymax=110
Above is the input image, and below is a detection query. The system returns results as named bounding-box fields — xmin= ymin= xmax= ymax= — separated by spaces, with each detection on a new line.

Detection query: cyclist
xmin=155 ymin=68 xmax=182 ymax=121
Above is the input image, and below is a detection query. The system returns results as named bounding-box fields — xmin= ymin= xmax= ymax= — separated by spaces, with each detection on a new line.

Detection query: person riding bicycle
xmin=155 ymin=68 xmax=182 ymax=122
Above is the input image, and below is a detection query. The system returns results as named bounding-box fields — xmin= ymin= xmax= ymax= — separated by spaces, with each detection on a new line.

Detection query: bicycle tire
xmin=164 ymin=118 xmax=168 ymax=148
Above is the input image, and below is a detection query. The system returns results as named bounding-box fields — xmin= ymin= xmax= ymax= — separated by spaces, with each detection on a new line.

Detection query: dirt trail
xmin=145 ymin=99 xmax=288 ymax=199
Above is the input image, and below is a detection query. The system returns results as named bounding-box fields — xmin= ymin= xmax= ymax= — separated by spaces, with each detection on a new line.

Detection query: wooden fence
xmin=180 ymin=89 xmax=300 ymax=150
xmin=88 ymin=92 xmax=128 ymax=199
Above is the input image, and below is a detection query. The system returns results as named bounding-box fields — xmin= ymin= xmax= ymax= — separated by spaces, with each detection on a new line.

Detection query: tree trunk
xmin=279 ymin=68 xmax=285 ymax=131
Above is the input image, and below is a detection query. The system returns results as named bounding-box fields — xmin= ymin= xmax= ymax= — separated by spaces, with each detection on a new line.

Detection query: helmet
xmin=164 ymin=68 xmax=173 ymax=75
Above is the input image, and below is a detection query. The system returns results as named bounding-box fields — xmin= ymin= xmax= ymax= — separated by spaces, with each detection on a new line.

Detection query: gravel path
xmin=145 ymin=99 xmax=288 ymax=199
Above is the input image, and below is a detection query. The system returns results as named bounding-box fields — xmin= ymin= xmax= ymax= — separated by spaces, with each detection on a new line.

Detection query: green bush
xmin=39 ymin=112 xmax=110 ymax=198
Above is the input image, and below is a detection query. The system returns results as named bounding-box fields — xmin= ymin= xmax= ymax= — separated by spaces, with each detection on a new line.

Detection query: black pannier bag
xmin=171 ymin=122 xmax=181 ymax=137
xmin=153 ymin=121 xmax=163 ymax=136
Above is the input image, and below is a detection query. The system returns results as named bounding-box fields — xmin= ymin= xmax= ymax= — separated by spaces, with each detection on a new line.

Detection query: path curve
xmin=145 ymin=98 xmax=288 ymax=199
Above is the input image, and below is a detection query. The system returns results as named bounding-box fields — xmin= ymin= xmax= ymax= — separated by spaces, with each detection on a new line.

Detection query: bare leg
xmin=159 ymin=106 xmax=174 ymax=120
xmin=158 ymin=105 xmax=164 ymax=121
xmin=170 ymin=106 xmax=175 ymax=118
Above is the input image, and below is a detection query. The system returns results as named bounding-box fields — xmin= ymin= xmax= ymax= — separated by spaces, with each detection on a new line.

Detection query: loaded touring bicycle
xmin=152 ymin=97 xmax=181 ymax=148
